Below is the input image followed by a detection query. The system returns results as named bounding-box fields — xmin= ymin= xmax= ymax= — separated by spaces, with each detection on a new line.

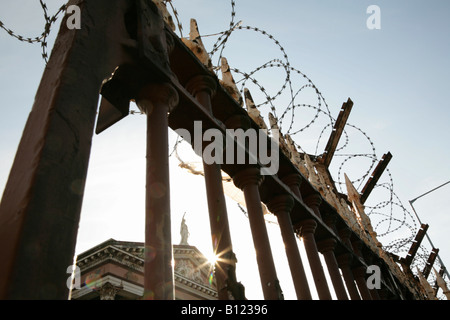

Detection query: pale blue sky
xmin=0 ymin=0 xmax=449 ymax=299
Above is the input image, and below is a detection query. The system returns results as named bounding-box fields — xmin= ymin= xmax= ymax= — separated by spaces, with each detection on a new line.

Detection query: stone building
xmin=70 ymin=238 xmax=218 ymax=300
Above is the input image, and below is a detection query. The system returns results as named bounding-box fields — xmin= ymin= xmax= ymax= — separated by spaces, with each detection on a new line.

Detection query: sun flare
xmin=206 ymin=252 xmax=219 ymax=265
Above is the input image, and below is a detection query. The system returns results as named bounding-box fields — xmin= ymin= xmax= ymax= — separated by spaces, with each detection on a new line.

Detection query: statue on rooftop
xmin=180 ymin=213 xmax=190 ymax=245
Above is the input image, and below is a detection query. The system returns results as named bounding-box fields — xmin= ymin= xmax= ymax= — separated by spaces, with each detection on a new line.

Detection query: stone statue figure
xmin=180 ymin=213 xmax=190 ymax=245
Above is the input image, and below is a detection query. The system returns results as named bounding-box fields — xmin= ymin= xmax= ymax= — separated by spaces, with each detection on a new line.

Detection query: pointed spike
xmin=344 ymin=173 xmax=361 ymax=203
xmin=345 ymin=173 xmax=364 ymax=215
xmin=268 ymin=112 xmax=279 ymax=130
xmin=244 ymin=88 xmax=267 ymax=129
xmin=188 ymin=19 xmax=208 ymax=53
xmin=433 ymin=267 xmax=448 ymax=289
xmin=285 ymin=134 xmax=301 ymax=166
xmin=435 ymin=271 xmax=450 ymax=300
xmin=244 ymin=88 xmax=255 ymax=110
xmin=220 ymin=57 xmax=243 ymax=106
xmin=303 ymin=153 xmax=313 ymax=165
xmin=189 ymin=18 xmax=201 ymax=41
xmin=152 ymin=0 xmax=176 ymax=31
xmin=344 ymin=173 xmax=380 ymax=245
xmin=417 ymin=267 xmax=437 ymax=299
xmin=181 ymin=19 xmax=213 ymax=72
xmin=285 ymin=134 xmax=295 ymax=152
xmin=285 ymin=134 xmax=301 ymax=162
xmin=303 ymin=154 xmax=315 ymax=176
xmin=220 ymin=57 xmax=234 ymax=83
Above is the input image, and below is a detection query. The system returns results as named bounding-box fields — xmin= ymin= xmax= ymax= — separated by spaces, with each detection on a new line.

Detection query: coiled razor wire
xmin=1 ymin=0 xmax=447 ymax=293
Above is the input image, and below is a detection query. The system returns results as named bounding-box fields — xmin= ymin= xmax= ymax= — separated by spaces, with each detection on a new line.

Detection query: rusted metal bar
xmin=137 ymin=83 xmax=179 ymax=300
xmin=185 ymin=75 xmax=243 ymax=300
xmin=403 ymin=224 xmax=429 ymax=267
xmin=233 ymin=167 xmax=283 ymax=300
xmin=297 ymin=194 xmax=332 ymax=299
xmin=336 ymin=253 xmax=361 ymax=300
xmin=0 ymin=0 xmax=138 ymax=299
xmin=422 ymin=248 xmax=439 ymax=279
xmin=268 ymin=194 xmax=312 ymax=300
xmin=319 ymin=211 xmax=351 ymax=300
xmin=319 ymin=98 xmax=353 ymax=167
xmin=352 ymin=266 xmax=372 ymax=300
xmin=96 ymin=0 xmax=179 ymax=300
xmin=350 ymin=240 xmax=374 ymax=300
xmin=336 ymin=228 xmax=362 ymax=300
xmin=360 ymin=152 xmax=392 ymax=204
xmin=297 ymin=219 xmax=332 ymax=300
xmin=433 ymin=266 xmax=445 ymax=292
xmin=318 ymin=239 xmax=349 ymax=300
